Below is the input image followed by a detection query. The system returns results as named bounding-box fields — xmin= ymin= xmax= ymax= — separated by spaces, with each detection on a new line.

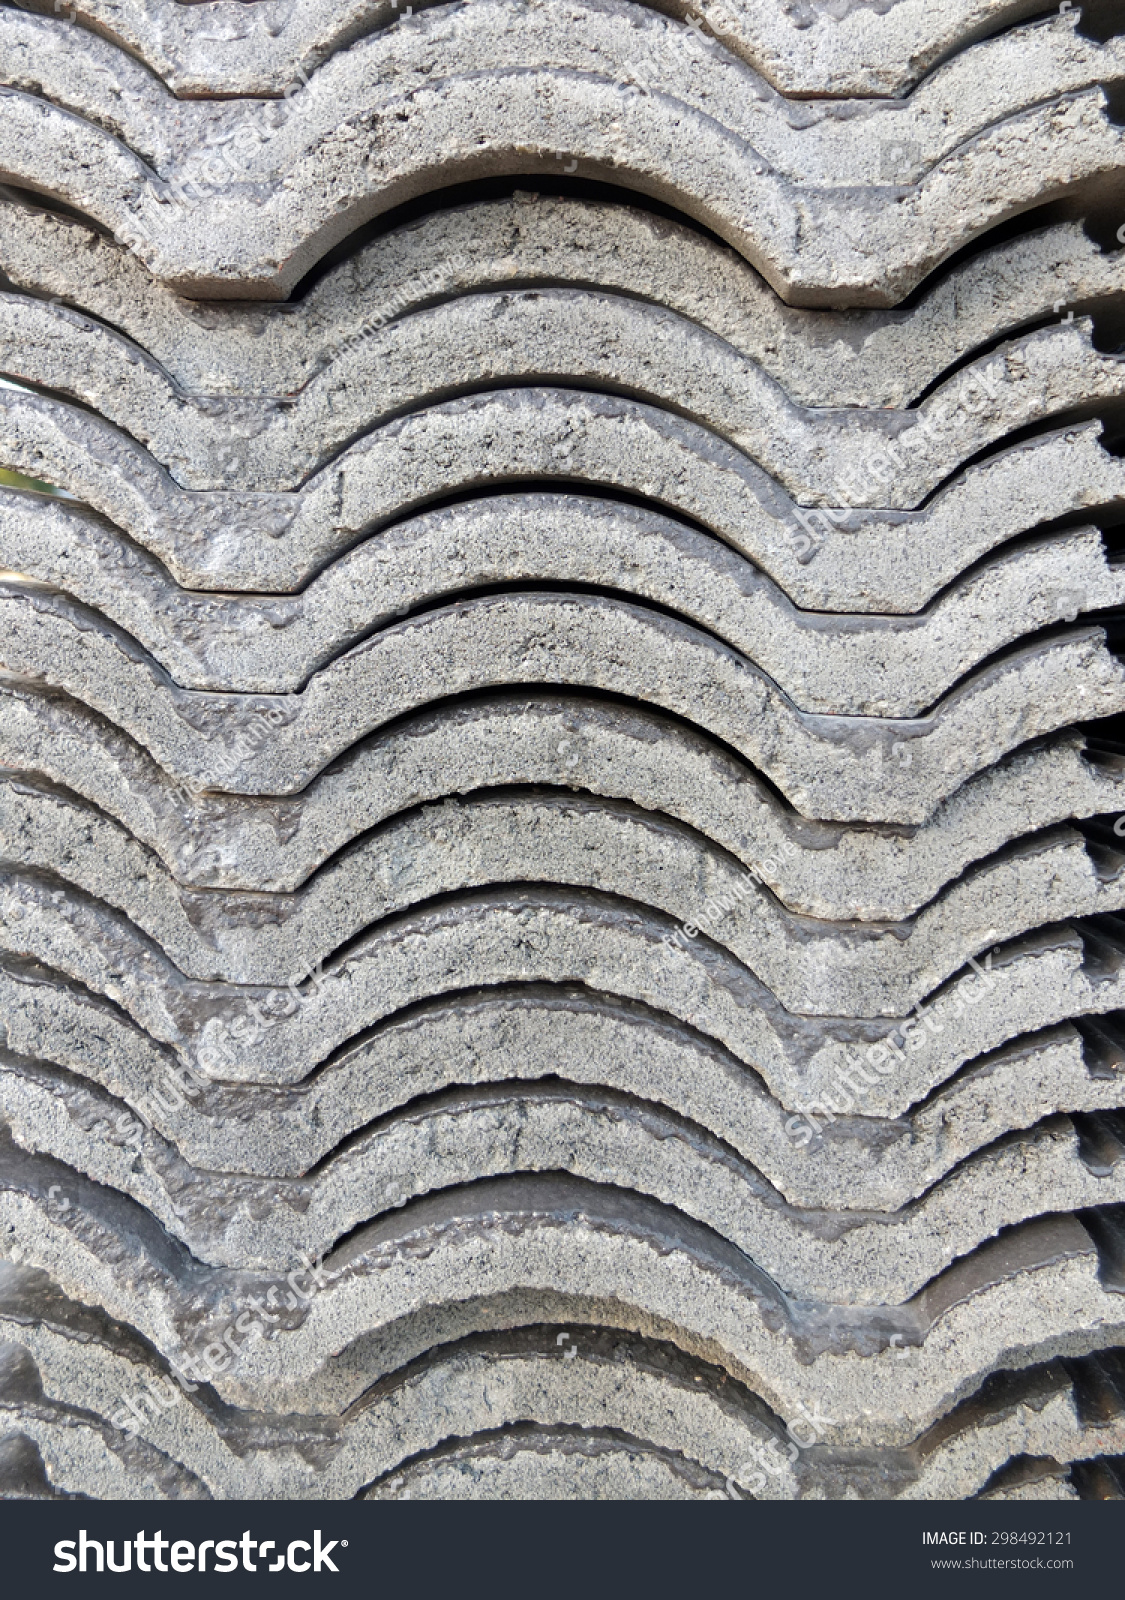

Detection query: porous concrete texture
xmin=5 ymin=778 xmax=1125 ymax=1014
xmin=3 ymin=0 xmax=1124 ymax=1503
xmin=6 ymin=1263 xmax=1125 ymax=1501
xmin=5 ymin=1051 xmax=1124 ymax=1305
xmin=9 ymin=876 xmax=1125 ymax=1120
xmin=2 ymin=286 xmax=1122 ymax=498
xmin=4 ymin=584 xmax=1123 ymax=818
xmin=6 ymin=387 xmax=1125 ymax=611
xmin=9 ymin=0 xmax=1053 ymax=99
xmin=6 ymin=194 xmax=1124 ymax=410
xmin=5 ymin=687 xmax=1125 ymax=919
xmin=2 ymin=34 xmax=1123 ymax=301
xmin=6 ymin=1149 xmax=1125 ymax=1447
xmin=5 ymin=494 xmax=1125 ymax=713
xmin=9 ymin=6 xmax=1122 ymax=193
xmin=4 ymin=971 xmax=1125 ymax=1208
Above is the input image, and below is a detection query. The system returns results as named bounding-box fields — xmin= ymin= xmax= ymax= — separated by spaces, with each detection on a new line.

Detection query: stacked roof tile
xmin=1 ymin=0 xmax=1125 ymax=1500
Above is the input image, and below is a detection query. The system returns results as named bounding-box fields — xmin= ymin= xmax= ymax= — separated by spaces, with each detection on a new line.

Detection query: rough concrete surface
xmin=5 ymin=493 xmax=1123 ymax=714
xmin=4 ymin=683 xmax=1125 ymax=919
xmin=3 ymin=58 xmax=1121 ymax=301
xmin=11 ymin=0 xmax=1053 ymax=99
xmin=8 ymin=875 xmax=1125 ymax=1116
xmin=1 ymin=288 xmax=1121 ymax=497
xmin=3 ymin=965 xmax=1124 ymax=1207
xmin=4 ymin=775 xmax=1124 ymax=1014
xmin=4 ymin=1048 xmax=1124 ymax=1305
xmin=6 ymin=389 xmax=1125 ymax=611
xmin=5 ymin=1149 xmax=1125 ymax=1446
xmin=5 ymin=195 xmax=1122 ymax=410
xmin=4 ymin=585 xmax=1122 ymax=820
xmin=4 ymin=0 xmax=1124 ymax=1501
xmin=9 ymin=7 xmax=1123 ymax=192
